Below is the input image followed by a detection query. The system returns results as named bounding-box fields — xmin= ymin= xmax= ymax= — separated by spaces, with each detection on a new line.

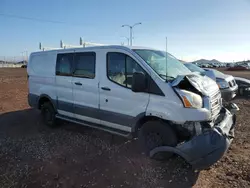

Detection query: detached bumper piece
xmin=150 ymin=104 xmax=238 ymax=170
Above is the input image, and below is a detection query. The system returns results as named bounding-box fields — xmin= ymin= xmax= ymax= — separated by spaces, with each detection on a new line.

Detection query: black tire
xmin=139 ymin=120 xmax=177 ymax=159
xmin=41 ymin=102 xmax=57 ymax=127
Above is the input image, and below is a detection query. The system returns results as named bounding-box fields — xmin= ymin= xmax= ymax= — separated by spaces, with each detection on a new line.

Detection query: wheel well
xmin=133 ymin=116 xmax=173 ymax=137
xmin=134 ymin=116 xmax=192 ymax=142
xmin=38 ymin=97 xmax=51 ymax=109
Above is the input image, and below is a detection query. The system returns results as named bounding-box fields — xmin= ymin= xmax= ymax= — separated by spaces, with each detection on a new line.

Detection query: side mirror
xmin=132 ymin=72 xmax=147 ymax=92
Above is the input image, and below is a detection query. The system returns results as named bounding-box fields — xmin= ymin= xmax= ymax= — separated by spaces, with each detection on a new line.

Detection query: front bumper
xmin=220 ymin=86 xmax=238 ymax=101
xmin=150 ymin=104 xmax=238 ymax=170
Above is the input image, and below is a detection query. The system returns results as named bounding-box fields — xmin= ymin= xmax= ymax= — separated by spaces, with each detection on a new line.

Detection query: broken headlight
xmin=175 ymin=89 xmax=203 ymax=109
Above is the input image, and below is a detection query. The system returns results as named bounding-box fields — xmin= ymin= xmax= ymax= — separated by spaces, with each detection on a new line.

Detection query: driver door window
xmin=107 ymin=52 xmax=145 ymax=88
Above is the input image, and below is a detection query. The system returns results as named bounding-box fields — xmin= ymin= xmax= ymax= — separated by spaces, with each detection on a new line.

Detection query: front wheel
xmin=41 ymin=102 xmax=57 ymax=127
xmin=138 ymin=120 xmax=177 ymax=159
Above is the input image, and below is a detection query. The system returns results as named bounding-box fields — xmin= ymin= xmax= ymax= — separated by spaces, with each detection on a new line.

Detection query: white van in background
xmin=28 ymin=45 xmax=238 ymax=170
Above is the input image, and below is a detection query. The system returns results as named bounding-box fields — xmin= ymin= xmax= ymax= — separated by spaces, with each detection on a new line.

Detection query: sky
xmin=0 ymin=0 xmax=250 ymax=62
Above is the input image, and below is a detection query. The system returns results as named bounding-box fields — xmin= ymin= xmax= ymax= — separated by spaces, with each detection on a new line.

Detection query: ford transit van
xmin=28 ymin=45 xmax=238 ymax=170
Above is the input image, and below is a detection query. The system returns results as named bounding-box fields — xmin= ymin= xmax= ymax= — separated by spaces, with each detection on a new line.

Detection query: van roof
xmin=30 ymin=45 xmax=158 ymax=55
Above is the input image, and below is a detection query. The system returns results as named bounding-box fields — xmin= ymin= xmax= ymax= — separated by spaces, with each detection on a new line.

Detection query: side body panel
xmin=27 ymin=51 xmax=57 ymax=107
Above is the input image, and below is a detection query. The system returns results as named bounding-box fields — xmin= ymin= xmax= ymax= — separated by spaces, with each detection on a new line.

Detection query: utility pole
xmin=122 ymin=22 xmax=142 ymax=46
xmin=21 ymin=51 xmax=28 ymax=63
xmin=25 ymin=51 xmax=28 ymax=63
xmin=166 ymin=37 xmax=168 ymax=79
xmin=21 ymin=52 xmax=24 ymax=62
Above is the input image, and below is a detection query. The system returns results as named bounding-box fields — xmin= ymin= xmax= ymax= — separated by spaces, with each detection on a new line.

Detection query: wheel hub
xmin=146 ymin=132 xmax=163 ymax=149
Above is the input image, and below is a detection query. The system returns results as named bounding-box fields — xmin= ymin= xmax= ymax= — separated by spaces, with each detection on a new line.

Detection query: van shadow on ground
xmin=0 ymin=108 xmax=199 ymax=188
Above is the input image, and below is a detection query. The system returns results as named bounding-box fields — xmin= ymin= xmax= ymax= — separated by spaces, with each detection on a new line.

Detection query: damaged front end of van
xmin=150 ymin=74 xmax=239 ymax=170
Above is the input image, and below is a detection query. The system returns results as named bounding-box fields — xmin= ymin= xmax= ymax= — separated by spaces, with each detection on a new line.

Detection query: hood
xmin=215 ymin=73 xmax=232 ymax=80
xmin=224 ymin=75 xmax=234 ymax=82
xmin=212 ymin=72 xmax=234 ymax=82
xmin=216 ymin=73 xmax=228 ymax=79
xmin=171 ymin=73 xmax=219 ymax=96
xmin=206 ymin=69 xmax=233 ymax=81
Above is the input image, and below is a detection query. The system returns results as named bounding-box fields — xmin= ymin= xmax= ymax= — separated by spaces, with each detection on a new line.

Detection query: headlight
xmin=216 ymin=79 xmax=229 ymax=89
xmin=175 ymin=89 xmax=203 ymax=108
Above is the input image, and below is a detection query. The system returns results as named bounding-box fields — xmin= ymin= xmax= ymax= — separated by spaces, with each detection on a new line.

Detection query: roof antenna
xmin=39 ymin=42 xmax=42 ymax=51
xmin=80 ymin=37 xmax=85 ymax=47
xmin=80 ymin=37 xmax=83 ymax=45
xmin=165 ymin=37 xmax=168 ymax=81
xmin=60 ymin=40 xmax=64 ymax=48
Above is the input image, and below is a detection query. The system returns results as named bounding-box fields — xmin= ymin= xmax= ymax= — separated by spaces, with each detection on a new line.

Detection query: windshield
xmin=133 ymin=49 xmax=191 ymax=81
xmin=184 ymin=63 xmax=205 ymax=73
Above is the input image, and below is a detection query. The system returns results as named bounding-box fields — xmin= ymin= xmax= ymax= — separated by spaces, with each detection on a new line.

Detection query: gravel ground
xmin=0 ymin=68 xmax=250 ymax=188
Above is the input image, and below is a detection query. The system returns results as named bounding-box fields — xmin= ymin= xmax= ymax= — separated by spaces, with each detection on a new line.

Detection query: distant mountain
xmin=191 ymin=59 xmax=223 ymax=65
xmin=188 ymin=59 xmax=228 ymax=67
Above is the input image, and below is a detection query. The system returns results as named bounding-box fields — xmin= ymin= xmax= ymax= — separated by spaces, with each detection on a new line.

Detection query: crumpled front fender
xmin=150 ymin=105 xmax=238 ymax=170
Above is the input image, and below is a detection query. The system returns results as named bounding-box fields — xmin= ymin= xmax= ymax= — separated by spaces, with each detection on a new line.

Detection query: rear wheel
xmin=139 ymin=120 xmax=177 ymax=159
xmin=41 ymin=102 xmax=57 ymax=127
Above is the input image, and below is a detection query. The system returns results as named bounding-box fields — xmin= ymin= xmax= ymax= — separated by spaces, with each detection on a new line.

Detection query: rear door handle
xmin=101 ymin=87 xmax=111 ymax=91
xmin=75 ymin=82 xmax=82 ymax=86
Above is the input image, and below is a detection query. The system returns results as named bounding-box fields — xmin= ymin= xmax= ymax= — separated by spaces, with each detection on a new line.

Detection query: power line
xmin=0 ymin=13 xmax=81 ymax=26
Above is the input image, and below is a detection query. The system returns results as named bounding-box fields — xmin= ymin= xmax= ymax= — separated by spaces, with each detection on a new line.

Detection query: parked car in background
xmin=184 ymin=63 xmax=238 ymax=101
xmin=204 ymin=68 xmax=238 ymax=101
xmin=227 ymin=66 xmax=249 ymax=71
xmin=226 ymin=63 xmax=234 ymax=68
xmin=21 ymin=65 xmax=27 ymax=68
xmin=234 ymin=77 xmax=250 ymax=97
xmin=183 ymin=62 xmax=216 ymax=80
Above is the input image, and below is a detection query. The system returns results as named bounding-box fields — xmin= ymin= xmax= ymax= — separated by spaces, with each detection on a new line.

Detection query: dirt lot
xmin=0 ymin=68 xmax=250 ymax=188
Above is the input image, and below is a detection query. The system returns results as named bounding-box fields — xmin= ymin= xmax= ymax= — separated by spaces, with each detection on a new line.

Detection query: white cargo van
xmin=28 ymin=45 xmax=238 ymax=170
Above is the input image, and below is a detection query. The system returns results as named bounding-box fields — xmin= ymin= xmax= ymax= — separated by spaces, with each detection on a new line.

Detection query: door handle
xmin=101 ymin=87 xmax=111 ymax=91
xmin=75 ymin=82 xmax=82 ymax=86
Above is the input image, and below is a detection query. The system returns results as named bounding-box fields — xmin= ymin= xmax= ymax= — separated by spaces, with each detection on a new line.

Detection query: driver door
xmin=99 ymin=51 xmax=150 ymax=132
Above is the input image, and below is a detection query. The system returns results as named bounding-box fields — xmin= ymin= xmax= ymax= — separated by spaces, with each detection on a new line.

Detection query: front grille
xmin=210 ymin=90 xmax=222 ymax=118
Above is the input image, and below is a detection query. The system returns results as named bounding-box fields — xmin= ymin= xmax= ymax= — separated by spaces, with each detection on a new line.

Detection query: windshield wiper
xmin=159 ymin=74 xmax=176 ymax=82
